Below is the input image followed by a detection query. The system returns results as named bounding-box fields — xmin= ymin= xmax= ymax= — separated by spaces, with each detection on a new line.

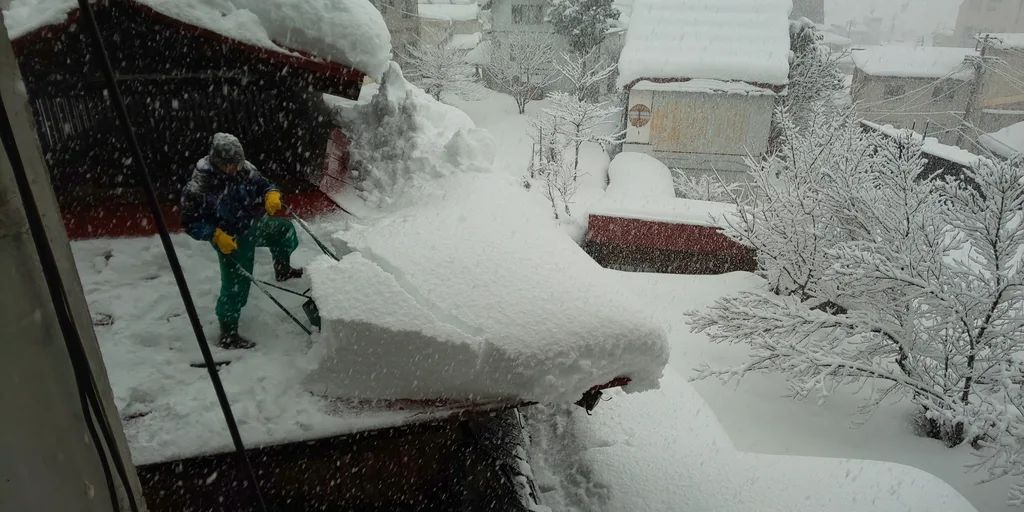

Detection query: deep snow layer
xmin=617 ymin=0 xmax=792 ymax=87
xmin=590 ymin=152 xmax=735 ymax=227
xmin=309 ymin=172 xmax=669 ymax=402
xmin=850 ymin=46 xmax=976 ymax=80
xmin=526 ymin=271 xmax=978 ymax=512
xmin=3 ymin=0 xmax=392 ymax=78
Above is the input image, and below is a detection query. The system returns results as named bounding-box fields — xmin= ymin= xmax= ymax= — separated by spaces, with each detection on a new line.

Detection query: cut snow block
xmin=306 ymin=175 xmax=670 ymax=403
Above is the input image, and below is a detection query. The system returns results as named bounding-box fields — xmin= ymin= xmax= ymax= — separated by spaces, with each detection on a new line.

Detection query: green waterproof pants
xmin=215 ymin=216 xmax=299 ymax=334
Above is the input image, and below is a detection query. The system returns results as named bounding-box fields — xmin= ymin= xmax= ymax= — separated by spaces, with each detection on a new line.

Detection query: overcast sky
xmin=825 ymin=0 xmax=964 ymax=40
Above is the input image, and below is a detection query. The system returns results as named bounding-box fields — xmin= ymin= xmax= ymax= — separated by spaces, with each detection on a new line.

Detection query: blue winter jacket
xmin=180 ymin=156 xmax=278 ymax=241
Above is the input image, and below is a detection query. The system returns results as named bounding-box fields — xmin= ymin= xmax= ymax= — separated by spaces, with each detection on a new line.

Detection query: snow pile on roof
xmin=308 ymin=174 xmax=668 ymax=402
xmin=418 ymin=0 xmax=479 ymax=21
xmin=3 ymin=0 xmax=392 ymax=79
xmin=982 ymin=33 xmax=1024 ymax=50
xmin=861 ymin=121 xmax=989 ymax=168
xmin=633 ymin=79 xmax=778 ymax=96
xmin=336 ymin=62 xmax=496 ymax=207
xmin=617 ymin=0 xmax=792 ymax=88
xmin=979 ymin=120 xmax=1024 ymax=159
xmin=850 ymin=46 xmax=976 ymax=80
xmin=590 ymin=152 xmax=735 ymax=227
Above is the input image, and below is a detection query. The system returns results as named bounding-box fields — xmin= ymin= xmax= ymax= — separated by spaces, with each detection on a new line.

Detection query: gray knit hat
xmin=209 ymin=133 xmax=245 ymax=168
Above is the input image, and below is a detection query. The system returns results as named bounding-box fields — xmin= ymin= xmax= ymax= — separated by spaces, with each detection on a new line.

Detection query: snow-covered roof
xmin=981 ymin=33 xmax=1024 ymax=50
xmin=978 ymin=120 xmax=1024 ymax=159
xmin=418 ymin=0 xmax=479 ymax=21
xmin=3 ymin=0 xmax=393 ymax=79
xmin=850 ymin=46 xmax=976 ymax=80
xmin=861 ymin=121 xmax=989 ymax=168
xmin=632 ymin=79 xmax=778 ymax=97
xmin=617 ymin=0 xmax=792 ymax=89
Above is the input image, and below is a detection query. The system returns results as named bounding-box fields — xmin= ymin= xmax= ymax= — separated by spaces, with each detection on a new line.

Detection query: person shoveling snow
xmin=180 ymin=133 xmax=304 ymax=349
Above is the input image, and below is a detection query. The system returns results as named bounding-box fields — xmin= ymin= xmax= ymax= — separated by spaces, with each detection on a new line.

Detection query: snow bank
xmin=307 ymin=173 xmax=669 ymax=402
xmin=337 ymin=62 xmax=496 ymax=207
xmin=850 ymin=46 xmax=976 ymax=80
xmin=591 ymin=152 xmax=735 ymax=228
xmin=617 ymin=0 xmax=791 ymax=88
xmin=979 ymin=120 xmax=1024 ymax=159
xmin=3 ymin=0 xmax=392 ymax=79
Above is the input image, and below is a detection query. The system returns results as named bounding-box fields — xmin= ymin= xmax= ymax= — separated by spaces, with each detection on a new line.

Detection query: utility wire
xmin=74 ymin=1 xmax=270 ymax=510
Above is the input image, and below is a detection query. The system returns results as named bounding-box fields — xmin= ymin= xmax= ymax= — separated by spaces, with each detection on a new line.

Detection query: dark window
xmin=511 ymin=4 xmax=545 ymax=24
xmin=402 ymin=0 xmax=414 ymax=18
xmin=884 ymin=84 xmax=907 ymax=99
xmin=932 ymin=80 xmax=957 ymax=101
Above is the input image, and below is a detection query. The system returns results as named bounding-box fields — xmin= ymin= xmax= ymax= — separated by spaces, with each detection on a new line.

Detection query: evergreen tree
xmin=547 ymin=0 xmax=620 ymax=56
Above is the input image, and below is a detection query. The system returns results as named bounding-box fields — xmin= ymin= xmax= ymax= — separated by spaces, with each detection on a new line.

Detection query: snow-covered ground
xmin=70 ymin=83 xmax=998 ymax=509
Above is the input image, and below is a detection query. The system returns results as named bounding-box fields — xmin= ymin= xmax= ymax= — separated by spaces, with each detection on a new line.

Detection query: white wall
xmin=623 ymin=88 xmax=776 ymax=181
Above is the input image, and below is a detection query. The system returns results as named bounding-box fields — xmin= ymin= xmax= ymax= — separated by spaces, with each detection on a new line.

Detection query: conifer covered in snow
xmin=401 ymin=29 xmax=481 ymax=102
xmin=485 ymin=32 xmax=560 ymax=114
xmin=691 ymin=107 xmax=1024 ymax=501
xmin=547 ymin=0 xmax=620 ymax=56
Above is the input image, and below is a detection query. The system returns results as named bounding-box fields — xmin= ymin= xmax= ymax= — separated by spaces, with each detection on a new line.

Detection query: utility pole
xmin=957 ymin=34 xmax=990 ymax=147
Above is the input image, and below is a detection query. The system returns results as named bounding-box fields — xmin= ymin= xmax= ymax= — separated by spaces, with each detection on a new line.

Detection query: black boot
xmin=218 ymin=330 xmax=256 ymax=350
xmin=274 ymin=260 xmax=304 ymax=282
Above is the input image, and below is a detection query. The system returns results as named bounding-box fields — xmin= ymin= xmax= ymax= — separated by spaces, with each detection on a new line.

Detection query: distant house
xmin=419 ymin=0 xmax=482 ymax=47
xmin=979 ymin=120 xmax=1024 ymax=158
xmin=478 ymin=0 xmax=630 ymax=95
xmin=968 ymin=34 xmax=1024 ymax=134
xmin=616 ymin=0 xmax=791 ymax=184
xmin=851 ymin=46 xmax=977 ymax=144
xmin=369 ymin=0 xmax=421 ymax=56
xmin=953 ymin=0 xmax=1024 ymax=47
xmin=861 ymin=121 xmax=988 ymax=186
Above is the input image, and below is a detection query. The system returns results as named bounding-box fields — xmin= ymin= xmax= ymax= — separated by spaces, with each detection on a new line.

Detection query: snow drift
xmin=308 ymin=68 xmax=669 ymax=403
xmin=3 ymin=0 xmax=392 ymax=79
xmin=336 ymin=62 xmax=496 ymax=207
xmin=591 ymin=152 xmax=735 ymax=228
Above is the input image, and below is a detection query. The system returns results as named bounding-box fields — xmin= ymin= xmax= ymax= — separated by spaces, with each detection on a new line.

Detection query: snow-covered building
xmin=616 ymin=0 xmax=791 ymax=182
xmin=851 ymin=46 xmax=977 ymax=145
xmin=968 ymin=34 xmax=1024 ymax=135
xmin=418 ymin=0 xmax=482 ymax=48
xmin=368 ymin=0 xmax=421 ymax=57
xmin=477 ymin=0 xmax=631 ymax=95
xmin=4 ymin=0 xmax=390 ymax=237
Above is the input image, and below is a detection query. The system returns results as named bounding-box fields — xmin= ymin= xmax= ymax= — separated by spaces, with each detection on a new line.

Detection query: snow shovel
xmin=280 ymin=205 xmax=347 ymax=329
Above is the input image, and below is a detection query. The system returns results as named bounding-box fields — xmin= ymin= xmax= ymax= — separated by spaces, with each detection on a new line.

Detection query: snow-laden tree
xmin=486 ymin=32 xmax=559 ymax=114
xmin=547 ymin=0 xmax=620 ymax=56
xmin=542 ymin=92 xmax=622 ymax=176
xmin=776 ymin=19 xmax=847 ymax=132
xmin=555 ymin=50 xmax=617 ymax=102
xmin=400 ymin=29 xmax=481 ymax=102
xmin=691 ymin=105 xmax=1024 ymax=469
xmin=672 ymin=172 xmax=745 ymax=203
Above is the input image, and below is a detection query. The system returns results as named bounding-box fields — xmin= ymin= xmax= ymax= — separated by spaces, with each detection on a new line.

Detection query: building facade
xmin=792 ymin=0 xmax=825 ymax=23
xmin=851 ymin=46 xmax=977 ymax=144
xmin=369 ymin=0 xmax=421 ymax=57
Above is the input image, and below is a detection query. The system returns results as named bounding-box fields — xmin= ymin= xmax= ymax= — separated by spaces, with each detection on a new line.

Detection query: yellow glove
xmin=265 ymin=190 xmax=282 ymax=216
xmin=212 ymin=228 xmax=238 ymax=255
